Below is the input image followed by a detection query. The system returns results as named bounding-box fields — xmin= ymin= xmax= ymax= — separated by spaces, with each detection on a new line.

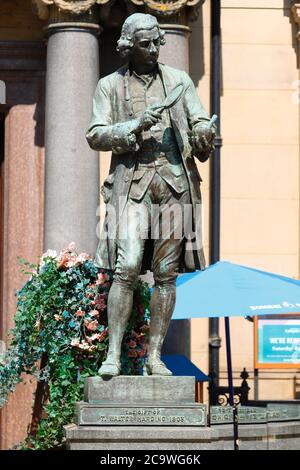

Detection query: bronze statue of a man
xmin=86 ymin=13 xmax=215 ymax=377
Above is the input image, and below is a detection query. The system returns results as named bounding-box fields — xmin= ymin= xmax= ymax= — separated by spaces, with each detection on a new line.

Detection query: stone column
xmin=292 ymin=3 xmax=300 ymax=42
xmin=158 ymin=24 xmax=191 ymax=72
xmin=33 ymin=1 xmax=101 ymax=254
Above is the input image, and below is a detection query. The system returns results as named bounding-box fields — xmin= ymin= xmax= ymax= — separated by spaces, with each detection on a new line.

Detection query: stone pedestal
xmin=65 ymin=376 xmax=210 ymax=450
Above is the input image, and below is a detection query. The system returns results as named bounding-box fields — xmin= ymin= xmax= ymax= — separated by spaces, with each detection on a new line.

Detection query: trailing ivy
xmin=0 ymin=243 xmax=150 ymax=449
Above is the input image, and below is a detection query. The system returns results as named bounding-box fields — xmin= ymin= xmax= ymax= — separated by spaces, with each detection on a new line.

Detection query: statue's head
xmin=117 ymin=13 xmax=165 ymax=67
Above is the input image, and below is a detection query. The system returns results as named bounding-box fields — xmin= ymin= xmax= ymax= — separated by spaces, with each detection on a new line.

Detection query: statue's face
xmin=131 ymin=27 xmax=160 ymax=69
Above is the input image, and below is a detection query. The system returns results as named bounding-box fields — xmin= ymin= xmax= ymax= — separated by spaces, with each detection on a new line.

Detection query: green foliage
xmin=0 ymin=245 xmax=150 ymax=449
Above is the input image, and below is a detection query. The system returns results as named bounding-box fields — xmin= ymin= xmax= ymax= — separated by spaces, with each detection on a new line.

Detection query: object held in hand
xmin=207 ymin=114 xmax=218 ymax=129
xmin=132 ymin=83 xmax=185 ymax=134
xmin=188 ymin=114 xmax=218 ymax=158
xmin=151 ymin=83 xmax=184 ymax=113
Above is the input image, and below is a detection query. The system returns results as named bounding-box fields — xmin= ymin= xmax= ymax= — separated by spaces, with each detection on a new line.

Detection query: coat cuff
xmin=111 ymin=123 xmax=138 ymax=154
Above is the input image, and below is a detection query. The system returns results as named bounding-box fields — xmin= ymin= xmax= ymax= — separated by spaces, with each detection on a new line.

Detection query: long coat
xmin=86 ymin=62 xmax=211 ymax=273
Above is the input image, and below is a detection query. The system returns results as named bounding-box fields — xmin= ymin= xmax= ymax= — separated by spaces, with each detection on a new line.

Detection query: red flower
xmin=57 ymin=252 xmax=69 ymax=269
xmin=137 ymin=305 xmax=144 ymax=315
xmin=128 ymin=349 xmax=138 ymax=358
xmin=90 ymin=309 xmax=99 ymax=317
xmin=94 ymin=295 xmax=106 ymax=311
xmin=96 ymin=272 xmax=109 ymax=285
xmin=76 ymin=309 xmax=85 ymax=317
xmin=84 ymin=319 xmax=99 ymax=331
xmin=97 ymin=329 xmax=108 ymax=342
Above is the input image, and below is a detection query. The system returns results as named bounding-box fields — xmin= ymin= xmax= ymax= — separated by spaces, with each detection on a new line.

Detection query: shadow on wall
xmin=189 ymin=7 xmax=205 ymax=86
xmin=100 ymin=27 xmax=123 ymax=78
xmin=189 ymin=4 xmax=224 ymax=97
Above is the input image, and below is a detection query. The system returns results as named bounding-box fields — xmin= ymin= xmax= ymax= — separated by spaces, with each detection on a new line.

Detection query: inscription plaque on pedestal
xmin=210 ymin=406 xmax=267 ymax=425
xmin=76 ymin=402 xmax=206 ymax=426
xmin=267 ymin=404 xmax=300 ymax=422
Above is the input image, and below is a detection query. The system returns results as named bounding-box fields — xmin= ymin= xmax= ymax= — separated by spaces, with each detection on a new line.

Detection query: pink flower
xmin=90 ymin=309 xmax=99 ymax=317
xmin=71 ymin=338 xmax=80 ymax=347
xmin=77 ymin=252 xmax=91 ymax=263
xmin=54 ymin=314 xmax=62 ymax=321
xmin=66 ymin=255 xmax=77 ymax=268
xmin=68 ymin=241 xmax=76 ymax=252
xmin=87 ymin=333 xmax=99 ymax=343
xmin=76 ymin=309 xmax=85 ymax=317
xmin=94 ymin=295 xmax=106 ymax=311
xmin=97 ymin=329 xmax=108 ymax=342
xmin=84 ymin=319 xmax=99 ymax=331
xmin=41 ymin=249 xmax=58 ymax=262
xmin=78 ymin=341 xmax=90 ymax=350
xmin=139 ymin=335 xmax=145 ymax=344
xmin=128 ymin=340 xmax=137 ymax=349
xmin=138 ymin=348 xmax=147 ymax=358
xmin=96 ymin=272 xmax=109 ymax=285
xmin=57 ymin=252 xmax=69 ymax=269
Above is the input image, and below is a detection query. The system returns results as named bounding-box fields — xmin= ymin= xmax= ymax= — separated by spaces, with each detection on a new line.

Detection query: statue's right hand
xmin=137 ymin=107 xmax=162 ymax=132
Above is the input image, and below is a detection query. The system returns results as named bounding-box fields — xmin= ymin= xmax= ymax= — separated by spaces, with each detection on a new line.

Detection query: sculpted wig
xmin=117 ymin=13 xmax=166 ymax=59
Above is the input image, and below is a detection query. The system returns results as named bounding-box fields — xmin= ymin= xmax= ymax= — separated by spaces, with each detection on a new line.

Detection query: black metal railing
xmin=209 ymin=368 xmax=250 ymax=406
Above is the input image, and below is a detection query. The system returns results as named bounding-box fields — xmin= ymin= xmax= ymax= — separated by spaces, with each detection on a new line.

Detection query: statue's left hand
xmin=188 ymin=125 xmax=215 ymax=159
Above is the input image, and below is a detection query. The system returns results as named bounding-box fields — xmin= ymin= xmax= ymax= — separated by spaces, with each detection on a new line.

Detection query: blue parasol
xmin=171 ymin=261 xmax=300 ymax=450
xmin=173 ymin=261 xmax=300 ymax=319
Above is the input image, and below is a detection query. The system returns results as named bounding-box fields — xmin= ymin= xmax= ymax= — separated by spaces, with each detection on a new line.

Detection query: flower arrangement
xmin=0 ymin=242 xmax=150 ymax=449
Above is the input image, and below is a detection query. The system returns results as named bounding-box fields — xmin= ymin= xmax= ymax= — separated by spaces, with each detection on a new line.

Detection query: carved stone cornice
xmin=128 ymin=0 xmax=205 ymax=19
xmin=292 ymin=3 xmax=300 ymax=42
xmin=32 ymin=0 xmax=206 ymax=24
xmin=32 ymin=0 xmax=109 ymax=19
xmin=32 ymin=0 xmax=104 ymax=35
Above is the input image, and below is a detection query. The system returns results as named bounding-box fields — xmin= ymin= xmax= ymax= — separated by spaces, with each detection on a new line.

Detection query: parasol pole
xmin=225 ymin=316 xmax=239 ymax=450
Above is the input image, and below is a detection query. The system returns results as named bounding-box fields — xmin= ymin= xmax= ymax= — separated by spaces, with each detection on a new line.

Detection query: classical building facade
xmin=0 ymin=0 xmax=300 ymax=449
